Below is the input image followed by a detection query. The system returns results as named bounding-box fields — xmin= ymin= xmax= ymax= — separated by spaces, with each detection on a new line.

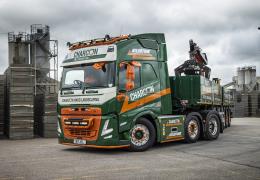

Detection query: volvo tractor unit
xmin=57 ymin=33 xmax=233 ymax=151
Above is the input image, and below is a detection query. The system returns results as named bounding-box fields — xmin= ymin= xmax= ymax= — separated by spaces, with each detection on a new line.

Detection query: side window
xmin=119 ymin=64 xmax=140 ymax=91
xmin=142 ymin=63 xmax=157 ymax=84
xmin=134 ymin=66 xmax=141 ymax=88
xmin=119 ymin=64 xmax=127 ymax=90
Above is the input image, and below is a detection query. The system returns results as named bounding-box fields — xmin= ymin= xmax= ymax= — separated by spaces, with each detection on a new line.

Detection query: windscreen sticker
xmin=128 ymin=48 xmax=156 ymax=60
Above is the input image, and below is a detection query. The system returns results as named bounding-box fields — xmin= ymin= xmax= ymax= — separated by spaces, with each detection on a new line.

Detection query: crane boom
xmin=175 ymin=39 xmax=211 ymax=79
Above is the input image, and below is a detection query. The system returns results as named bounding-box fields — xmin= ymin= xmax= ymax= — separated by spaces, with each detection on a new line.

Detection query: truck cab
xmin=58 ymin=33 xmax=229 ymax=151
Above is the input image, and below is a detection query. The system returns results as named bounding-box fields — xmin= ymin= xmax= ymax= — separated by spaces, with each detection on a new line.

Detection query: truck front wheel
xmin=184 ymin=115 xmax=200 ymax=143
xmin=129 ymin=118 xmax=156 ymax=151
xmin=205 ymin=113 xmax=220 ymax=140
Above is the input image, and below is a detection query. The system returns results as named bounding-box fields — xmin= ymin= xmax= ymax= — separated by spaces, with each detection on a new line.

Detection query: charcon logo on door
xmin=129 ymin=86 xmax=155 ymax=101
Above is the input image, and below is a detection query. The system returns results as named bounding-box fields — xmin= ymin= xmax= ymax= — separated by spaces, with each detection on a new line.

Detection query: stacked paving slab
xmin=34 ymin=94 xmax=44 ymax=136
xmin=250 ymin=91 xmax=260 ymax=116
xmin=233 ymin=94 xmax=248 ymax=117
xmin=42 ymin=93 xmax=57 ymax=137
xmin=233 ymin=91 xmax=260 ymax=117
xmin=34 ymin=93 xmax=58 ymax=138
xmin=0 ymin=75 xmax=5 ymax=136
xmin=34 ymin=77 xmax=58 ymax=138
xmin=4 ymin=65 xmax=34 ymax=139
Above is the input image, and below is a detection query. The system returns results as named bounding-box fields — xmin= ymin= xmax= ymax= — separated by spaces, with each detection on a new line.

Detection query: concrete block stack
xmin=0 ymin=75 xmax=5 ymax=136
xmin=5 ymin=65 xmax=34 ymax=139
xmin=250 ymin=91 xmax=260 ymax=117
xmin=34 ymin=94 xmax=44 ymax=136
xmin=41 ymin=93 xmax=57 ymax=137
xmin=233 ymin=93 xmax=248 ymax=117
xmin=233 ymin=91 xmax=260 ymax=117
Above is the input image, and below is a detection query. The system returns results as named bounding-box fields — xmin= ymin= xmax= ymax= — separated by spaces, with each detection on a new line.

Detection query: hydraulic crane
xmin=175 ymin=40 xmax=211 ymax=79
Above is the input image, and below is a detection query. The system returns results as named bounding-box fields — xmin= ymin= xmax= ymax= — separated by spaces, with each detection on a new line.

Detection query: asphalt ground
xmin=0 ymin=118 xmax=260 ymax=180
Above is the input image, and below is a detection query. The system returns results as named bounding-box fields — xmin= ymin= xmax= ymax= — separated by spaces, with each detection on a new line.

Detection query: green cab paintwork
xmin=58 ymin=33 xmax=185 ymax=147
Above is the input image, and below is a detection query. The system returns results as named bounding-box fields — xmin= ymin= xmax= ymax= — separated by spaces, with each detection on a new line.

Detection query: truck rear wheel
xmin=184 ymin=115 xmax=200 ymax=143
xmin=205 ymin=113 xmax=220 ymax=140
xmin=129 ymin=118 xmax=156 ymax=151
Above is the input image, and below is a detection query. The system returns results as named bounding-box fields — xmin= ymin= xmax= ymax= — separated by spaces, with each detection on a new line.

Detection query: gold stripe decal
xmin=120 ymin=88 xmax=171 ymax=113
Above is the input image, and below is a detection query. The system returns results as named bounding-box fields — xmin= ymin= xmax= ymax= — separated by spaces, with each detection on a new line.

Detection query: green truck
xmin=57 ymin=33 xmax=233 ymax=151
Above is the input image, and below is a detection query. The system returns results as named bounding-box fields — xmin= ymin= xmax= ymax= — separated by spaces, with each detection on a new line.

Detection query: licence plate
xmin=73 ymin=139 xmax=86 ymax=145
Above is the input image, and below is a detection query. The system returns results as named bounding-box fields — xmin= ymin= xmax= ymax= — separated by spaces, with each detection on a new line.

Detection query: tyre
xmin=205 ymin=113 xmax=220 ymax=140
xmin=184 ymin=115 xmax=200 ymax=143
xmin=129 ymin=117 xmax=156 ymax=151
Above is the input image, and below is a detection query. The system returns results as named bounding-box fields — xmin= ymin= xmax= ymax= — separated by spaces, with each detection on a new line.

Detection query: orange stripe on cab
xmin=120 ymin=88 xmax=171 ymax=114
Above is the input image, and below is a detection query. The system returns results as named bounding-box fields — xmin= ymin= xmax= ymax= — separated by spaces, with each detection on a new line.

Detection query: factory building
xmin=0 ymin=24 xmax=58 ymax=139
xmin=228 ymin=66 xmax=260 ymax=117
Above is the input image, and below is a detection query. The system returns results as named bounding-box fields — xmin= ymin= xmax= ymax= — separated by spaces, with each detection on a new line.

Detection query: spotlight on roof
xmin=66 ymin=42 xmax=71 ymax=47
xmin=105 ymin=34 xmax=111 ymax=41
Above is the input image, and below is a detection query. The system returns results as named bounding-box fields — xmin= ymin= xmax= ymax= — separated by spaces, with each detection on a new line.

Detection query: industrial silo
xmin=30 ymin=25 xmax=50 ymax=71
xmin=5 ymin=32 xmax=34 ymax=139
xmin=8 ymin=32 xmax=30 ymax=65
xmin=244 ymin=66 xmax=256 ymax=85
xmin=3 ymin=25 xmax=58 ymax=139
xmin=29 ymin=24 xmax=58 ymax=138
xmin=237 ymin=67 xmax=245 ymax=85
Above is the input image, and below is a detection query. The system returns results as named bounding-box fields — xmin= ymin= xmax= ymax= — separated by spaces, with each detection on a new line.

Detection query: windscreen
xmin=61 ymin=62 xmax=115 ymax=89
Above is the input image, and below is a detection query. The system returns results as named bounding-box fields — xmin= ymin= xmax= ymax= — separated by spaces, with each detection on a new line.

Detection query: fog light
xmin=64 ymin=121 xmax=71 ymax=125
xmin=72 ymin=122 xmax=79 ymax=125
xmin=80 ymin=121 xmax=89 ymax=125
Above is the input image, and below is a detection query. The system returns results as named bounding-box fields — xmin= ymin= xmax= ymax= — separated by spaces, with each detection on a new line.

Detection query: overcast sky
xmin=0 ymin=0 xmax=259 ymax=84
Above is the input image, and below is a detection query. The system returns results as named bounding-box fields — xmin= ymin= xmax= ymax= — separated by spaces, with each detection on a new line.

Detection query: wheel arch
xmin=131 ymin=110 xmax=160 ymax=142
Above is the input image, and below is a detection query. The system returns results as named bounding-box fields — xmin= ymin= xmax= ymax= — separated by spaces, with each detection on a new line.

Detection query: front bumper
xmin=59 ymin=141 xmax=130 ymax=149
xmin=57 ymin=114 xmax=130 ymax=148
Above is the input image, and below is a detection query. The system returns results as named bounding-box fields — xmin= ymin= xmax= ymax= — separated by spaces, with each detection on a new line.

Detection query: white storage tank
xmin=244 ymin=66 xmax=256 ymax=85
xmin=237 ymin=67 xmax=245 ymax=85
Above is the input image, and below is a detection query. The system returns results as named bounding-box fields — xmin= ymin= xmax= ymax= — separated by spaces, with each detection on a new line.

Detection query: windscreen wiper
xmin=60 ymin=85 xmax=78 ymax=95
xmin=72 ymin=80 xmax=90 ymax=94
xmin=60 ymin=80 xmax=84 ymax=95
xmin=81 ymin=82 xmax=90 ymax=94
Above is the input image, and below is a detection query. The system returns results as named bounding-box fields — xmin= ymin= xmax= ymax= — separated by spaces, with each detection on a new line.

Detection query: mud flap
xmin=218 ymin=111 xmax=225 ymax=133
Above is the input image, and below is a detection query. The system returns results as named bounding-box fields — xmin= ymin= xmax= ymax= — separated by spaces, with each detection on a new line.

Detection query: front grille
xmin=65 ymin=127 xmax=96 ymax=138
xmin=61 ymin=115 xmax=101 ymax=141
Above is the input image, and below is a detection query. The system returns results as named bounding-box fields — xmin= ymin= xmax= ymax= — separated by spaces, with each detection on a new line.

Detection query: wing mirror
xmin=125 ymin=81 xmax=134 ymax=91
xmin=117 ymin=89 xmax=127 ymax=102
